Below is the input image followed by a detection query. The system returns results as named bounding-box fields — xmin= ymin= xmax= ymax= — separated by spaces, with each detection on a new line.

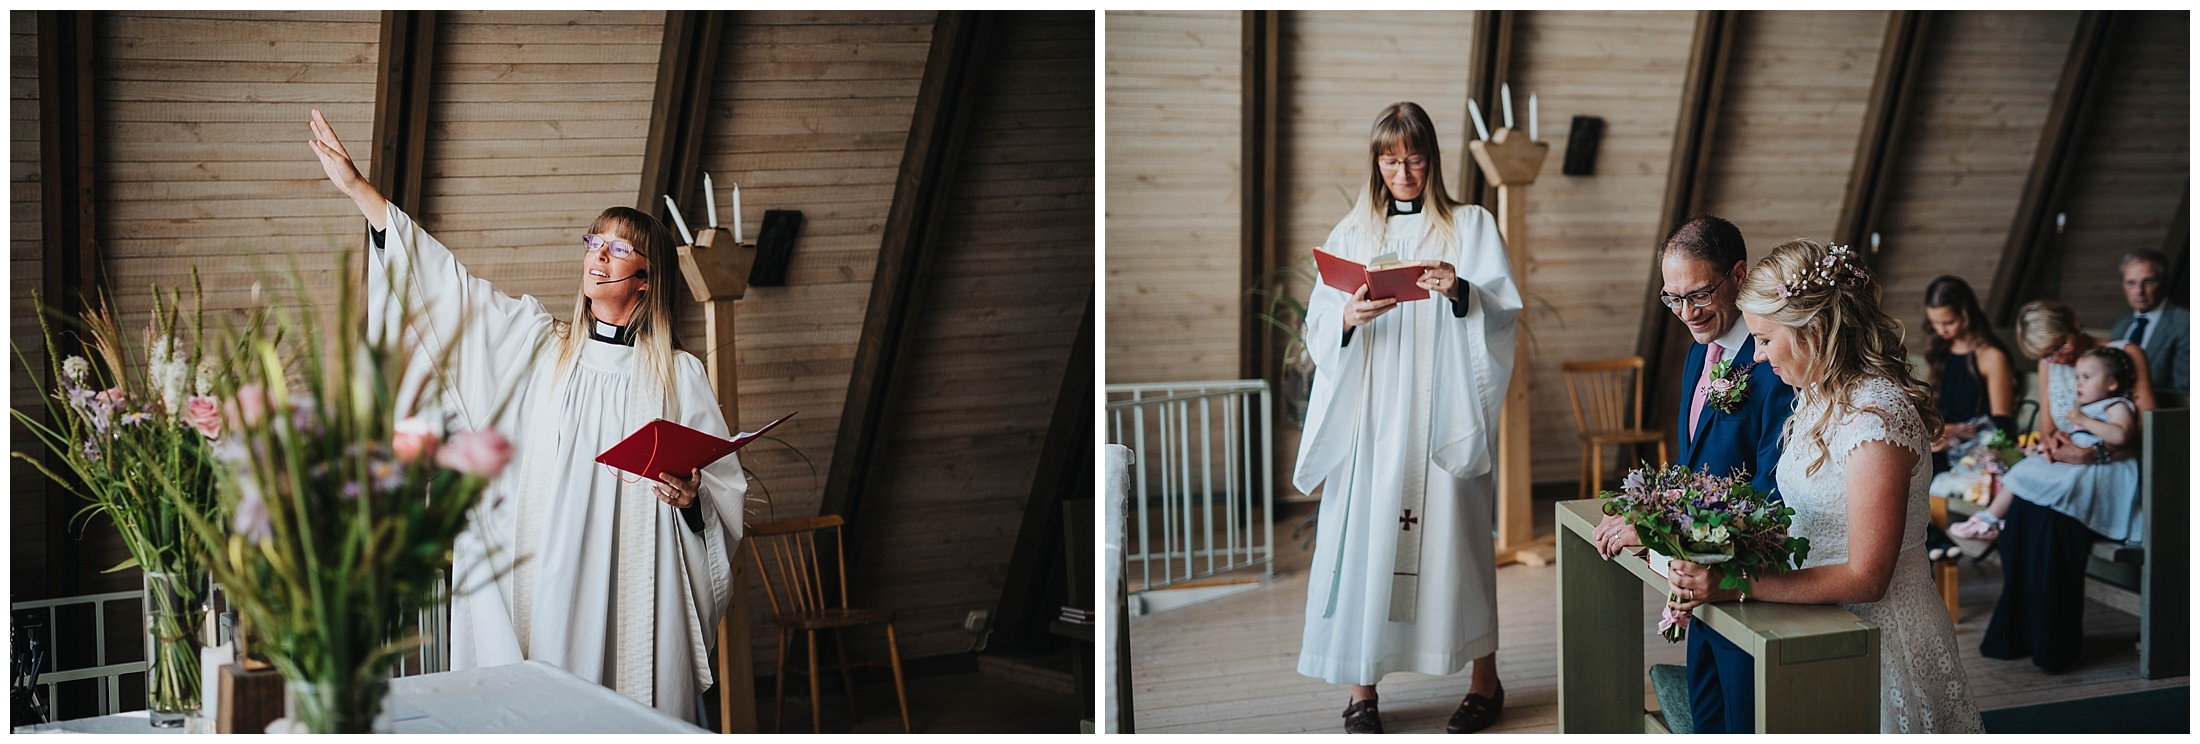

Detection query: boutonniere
xmin=1702 ymin=359 xmax=1756 ymax=414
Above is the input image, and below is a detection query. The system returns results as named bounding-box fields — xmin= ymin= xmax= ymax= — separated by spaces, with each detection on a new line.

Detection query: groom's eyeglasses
xmin=1658 ymin=276 xmax=1727 ymax=311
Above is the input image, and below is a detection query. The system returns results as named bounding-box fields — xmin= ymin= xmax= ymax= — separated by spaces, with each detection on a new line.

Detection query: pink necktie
xmin=1689 ymin=342 xmax=1723 ymax=435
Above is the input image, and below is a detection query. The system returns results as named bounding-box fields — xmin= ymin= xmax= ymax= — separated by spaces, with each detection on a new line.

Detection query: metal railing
xmin=1105 ymin=379 xmax=1275 ymax=594
xmin=12 ymin=577 xmax=450 ymax=724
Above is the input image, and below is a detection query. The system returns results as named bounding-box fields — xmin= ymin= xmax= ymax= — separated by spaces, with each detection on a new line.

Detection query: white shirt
xmin=1709 ymin=317 xmax=1751 ymax=363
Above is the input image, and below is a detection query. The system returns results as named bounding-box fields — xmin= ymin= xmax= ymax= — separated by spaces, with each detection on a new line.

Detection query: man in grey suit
xmin=2109 ymin=249 xmax=2187 ymax=397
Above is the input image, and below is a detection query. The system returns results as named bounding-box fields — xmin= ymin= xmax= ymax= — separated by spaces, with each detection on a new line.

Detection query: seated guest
xmin=1980 ymin=342 xmax=2146 ymax=674
xmin=1920 ymin=276 xmax=2016 ymax=473
xmin=2110 ymin=249 xmax=2186 ymax=398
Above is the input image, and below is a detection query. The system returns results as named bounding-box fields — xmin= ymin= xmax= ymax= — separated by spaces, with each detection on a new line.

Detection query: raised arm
xmin=308 ymin=109 xmax=389 ymax=231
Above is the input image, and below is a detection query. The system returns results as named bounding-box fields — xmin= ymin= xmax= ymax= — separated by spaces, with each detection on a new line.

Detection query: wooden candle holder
xmin=675 ymin=226 xmax=757 ymax=303
xmin=1466 ymin=127 xmax=1553 ymax=566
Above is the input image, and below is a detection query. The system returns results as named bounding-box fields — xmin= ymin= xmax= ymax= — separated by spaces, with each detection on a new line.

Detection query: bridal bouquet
xmin=175 ymin=260 xmax=518 ymax=733
xmin=1600 ymin=464 xmax=1810 ymax=642
xmin=11 ymin=285 xmax=243 ymax=727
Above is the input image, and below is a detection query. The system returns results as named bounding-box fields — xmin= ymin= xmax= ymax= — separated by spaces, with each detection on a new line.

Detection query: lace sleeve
xmin=1830 ymin=378 xmax=1931 ymax=462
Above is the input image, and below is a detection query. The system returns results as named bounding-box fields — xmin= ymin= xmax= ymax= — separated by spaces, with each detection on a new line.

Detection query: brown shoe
xmin=1444 ymin=684 xmax=1504 ymax=734
xmin=1342 ymin=698 xmax=1383 ymax=734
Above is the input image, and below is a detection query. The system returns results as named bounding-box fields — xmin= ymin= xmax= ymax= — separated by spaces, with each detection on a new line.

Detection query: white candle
xmin=1529 ymin=92 xmax=1538 ymax=141
xmin=1466 ymin=99 xmax=1491 ymax=141
xmin=732 ymin=184 xmax=743 ymax=244
xmin=1501 ymin=83 xmax=1514 ymax=129
xmin=664 ymin=195 xmax=694 ymax=245
xmin=703 ymin=172 xmax=717 ymax=227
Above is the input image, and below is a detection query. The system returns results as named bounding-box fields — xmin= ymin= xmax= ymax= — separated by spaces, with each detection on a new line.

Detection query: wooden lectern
xmin=674 ymin=226 xmax=761 ymax=733
xmin=1466 ymin=127 xmax=1554 ymax=566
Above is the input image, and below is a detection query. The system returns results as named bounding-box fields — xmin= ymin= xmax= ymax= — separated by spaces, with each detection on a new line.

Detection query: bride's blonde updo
xmin=1736 ymin=238 xmax=1941 ymax=476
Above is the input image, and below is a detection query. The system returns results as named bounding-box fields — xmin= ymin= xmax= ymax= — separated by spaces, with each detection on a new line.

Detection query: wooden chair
xmin=1561 ymin=357 xmax=1668 ymax=500
xmin=746 ymin=515 xmax=912 ymax=733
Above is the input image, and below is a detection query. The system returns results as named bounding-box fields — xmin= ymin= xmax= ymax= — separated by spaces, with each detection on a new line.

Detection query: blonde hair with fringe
xmin=552 ymin=206 xmax=680 ymax=399
xmin=1347 ymin=102 xmax=1463 ymax=255
xmin=1736 ymin=238 xmax=1941 ymax=476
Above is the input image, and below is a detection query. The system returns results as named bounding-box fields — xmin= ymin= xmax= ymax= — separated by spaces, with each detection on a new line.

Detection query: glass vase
xmin=284 ymin=675 xmax=393 ymax=734
xmin=142 ymin=569 xmax=207 ymax=728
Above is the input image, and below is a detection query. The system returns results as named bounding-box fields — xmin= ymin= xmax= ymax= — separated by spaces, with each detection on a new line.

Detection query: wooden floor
xmin=1127 ymin=500 xmax=2186 ymax=734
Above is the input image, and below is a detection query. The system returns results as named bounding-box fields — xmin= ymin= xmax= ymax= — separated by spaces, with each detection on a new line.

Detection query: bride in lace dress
xmin=1666 ymin=239 xmax=1983 ymax=733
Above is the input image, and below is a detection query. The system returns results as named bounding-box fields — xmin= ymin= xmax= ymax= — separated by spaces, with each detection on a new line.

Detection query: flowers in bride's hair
xmin=438 ymin=429 xmax=514 ymax=478
xmin=61 ymin=355 xmax=89 ymax=383
xmin=392 ymin=416 xmax=440 ymax=463
xmin=1775 ymin=283 xmax=1796 ymax=299
xmin=183 ymin=396 xmax=223 ymax=439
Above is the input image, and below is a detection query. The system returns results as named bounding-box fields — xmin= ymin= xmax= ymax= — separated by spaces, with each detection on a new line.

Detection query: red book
xmin=595 ymin=411 xmax=796 ymax=483
xmin=1312 ymin=248 xmax=1430 ymax=301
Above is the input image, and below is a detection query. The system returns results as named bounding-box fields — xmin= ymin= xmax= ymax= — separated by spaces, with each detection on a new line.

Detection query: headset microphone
xmin=594 ymin=268 xmax=649 ymax=285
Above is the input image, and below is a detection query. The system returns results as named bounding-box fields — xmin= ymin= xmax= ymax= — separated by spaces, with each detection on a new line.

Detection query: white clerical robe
xmin=1294 ymin=203 xmax=1520 ymax=685
xmin=367 ymin=204 xmax=745 ymax=723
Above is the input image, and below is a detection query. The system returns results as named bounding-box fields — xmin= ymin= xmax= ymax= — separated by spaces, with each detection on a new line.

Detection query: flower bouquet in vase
xmin=11 ymin=284 xmax=244 ymax=728
xmin=175 ymin=259 xmax=518 ymax=734
xmin=1600 ymin=464 xmax=1810 ymax=642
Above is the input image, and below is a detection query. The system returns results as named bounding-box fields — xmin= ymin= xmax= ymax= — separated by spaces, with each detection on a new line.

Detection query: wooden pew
xmin=2082 ymin=407 xmax=2187 ymax=679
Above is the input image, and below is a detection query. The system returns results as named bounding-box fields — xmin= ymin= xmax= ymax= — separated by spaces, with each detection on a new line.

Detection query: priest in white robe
xmin=1296 ymin=102 xmax=1520 ymax=734
xmin=309 ymin=110 xmax=744 ymax=723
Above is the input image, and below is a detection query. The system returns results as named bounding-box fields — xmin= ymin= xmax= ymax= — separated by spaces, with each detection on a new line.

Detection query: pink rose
xmin=438 ymin=429 xmax=513 ymax=478
xmin=183 ymin=395 xmax=222 ymax=439
xmin=393 ymin=416 xmax=440 ymax=463
xmin=225 ymin=384 xmax=268 ymax=428
xmin=1710 ymin=378 xmax=1735 ymax=393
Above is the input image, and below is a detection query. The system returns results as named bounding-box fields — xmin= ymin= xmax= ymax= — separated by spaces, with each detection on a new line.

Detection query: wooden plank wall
xmin=1699 ymin=11 xmax=1883 ymax=262
xmin=1102 ymin=11 xmax=1240 ymax=384
xmin=12 ymin=10 xmax=47 ymax=598
xmin=850 ymin=9 xmax=1094 ymax=662
xmin=418 ymin=10 xmax=665 ymax=304
xmin=1874 ymin=11 xmax=2076 ymax=332
xmin=2055 ymin=10 xmax=2189 ymax=329
xmin=82 ymin=10 xmax=383 ymax=594
xmin=689 ymin=10 xmax=934 ymax=526
xmin=1506 ymin=10 xmax=1697 ymax=483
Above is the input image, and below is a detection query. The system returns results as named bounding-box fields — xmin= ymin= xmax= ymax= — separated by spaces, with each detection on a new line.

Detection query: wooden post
xmin=1466 ymin=127 xmax=1552 ymax=566
xmin=674 ymin=224 xmax=760 ymax=733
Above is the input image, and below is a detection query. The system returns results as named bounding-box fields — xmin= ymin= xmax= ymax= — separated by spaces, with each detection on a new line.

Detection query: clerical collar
xmin=1387 ymin=198 xmax=1423 ymax=216
xmin=591 ymin=319 xmax=636 ymax=346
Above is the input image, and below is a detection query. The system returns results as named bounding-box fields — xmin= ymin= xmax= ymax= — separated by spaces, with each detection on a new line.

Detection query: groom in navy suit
xmin=1591 ymin=216 xmax=1793 ymax=734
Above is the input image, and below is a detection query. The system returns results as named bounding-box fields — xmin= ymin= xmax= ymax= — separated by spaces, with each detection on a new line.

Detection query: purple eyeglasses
xmin=582 ymin=233 xmax=640 ymax=259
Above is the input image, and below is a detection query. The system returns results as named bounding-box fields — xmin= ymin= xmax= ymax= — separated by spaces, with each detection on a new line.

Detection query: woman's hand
xmin=1590 ymin=514 xmax=1641 ymax=559
xmin=654 ymin=468 xmax=703 ymax=509
xmin=1343 ymin=284 xmax=1399 ymax=329
xmin=1416 ymin=260 xmax=1464 ymax=300
xmin=308 ymin=109 xmax=389 ymax=230
xmin=1666 ymin=560 xmax=1741 ymax=612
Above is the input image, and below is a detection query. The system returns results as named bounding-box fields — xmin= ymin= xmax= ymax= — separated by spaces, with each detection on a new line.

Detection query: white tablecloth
xmin=15 ymin=660 xmax=707 ymax=734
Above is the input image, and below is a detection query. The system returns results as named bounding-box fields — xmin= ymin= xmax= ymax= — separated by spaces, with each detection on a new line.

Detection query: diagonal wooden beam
xmin=369 ymin=11 xmax=439 ymax=217
xmin=819 ymin=10 xmax=993 ymax=536
xmin=638 ymin=10 xmax=728 ymax=316
xmin=1462 ymin=10 xmax=1516 ymax=208
xmin=1636 ymin=9 xmax=1737 ymax=438
xmin=988 ymin=295 xmax=1094 ymax=655
xmin=1988 ymin=10 xmax=2121 ymax=324
xmin=1834 ymin=10 xmax=1932 ymax=265
xmin=2163 ymin=189 xmax=2188 ymax=308
xmin=35 ymin=10 xmax=101 ymax=599
xmin=1239 ymin=10 xmax=1278 ymax=385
